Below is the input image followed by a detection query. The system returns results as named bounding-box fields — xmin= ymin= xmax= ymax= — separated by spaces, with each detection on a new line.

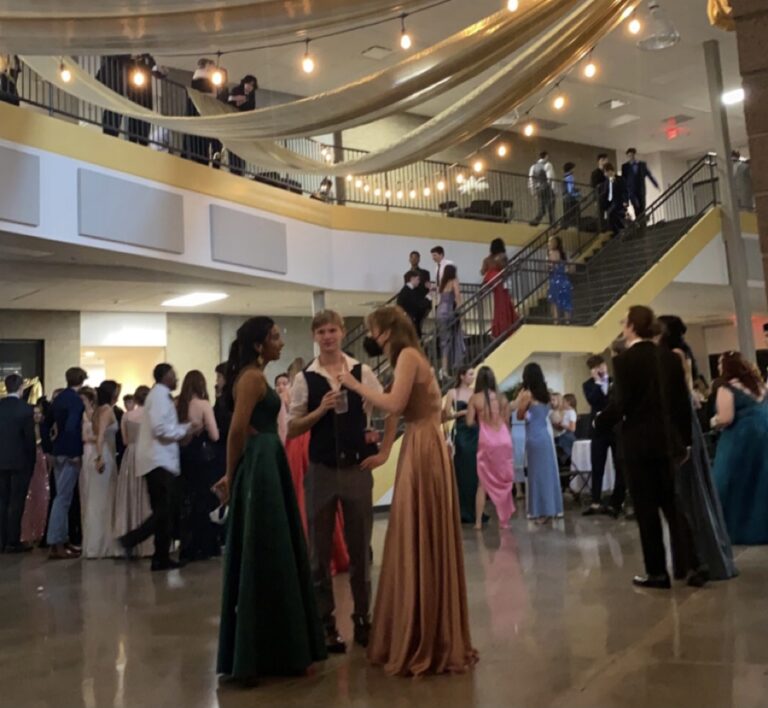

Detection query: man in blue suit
xmin=621 ymin=148 xmax=659 ymax=217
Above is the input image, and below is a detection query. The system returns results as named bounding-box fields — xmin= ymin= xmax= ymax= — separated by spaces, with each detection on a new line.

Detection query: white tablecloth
xmin=569 ymin=440 xmax=615 ymax=493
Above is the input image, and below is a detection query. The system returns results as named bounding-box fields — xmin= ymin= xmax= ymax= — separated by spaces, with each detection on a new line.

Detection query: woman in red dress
xmin=481 ymin=238 xmax=518 ymax=339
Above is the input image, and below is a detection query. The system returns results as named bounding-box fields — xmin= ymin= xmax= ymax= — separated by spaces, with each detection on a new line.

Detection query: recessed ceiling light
xmin=722 ymin=88 xmax=745 ymax=105
xmin=162 ymin=292 xmax=228 ymax=307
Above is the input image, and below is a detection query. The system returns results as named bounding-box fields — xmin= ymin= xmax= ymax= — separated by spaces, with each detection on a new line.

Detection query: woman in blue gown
xmin=547 ymin=236 xmax=573 ymax=324
xmin=712 ymin=351 xmax=768 ymax=545
xmin=514 ymin=363 xmax=563 ymax=523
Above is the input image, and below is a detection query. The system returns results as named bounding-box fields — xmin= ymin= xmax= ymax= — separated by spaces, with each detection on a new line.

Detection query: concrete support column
xmin=731 ymin=1 xmax=768 ymax=309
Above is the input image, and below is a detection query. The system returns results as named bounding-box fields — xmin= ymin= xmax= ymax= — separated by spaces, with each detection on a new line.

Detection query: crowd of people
xmin=1 ymin=297 xmax=766 ymax=686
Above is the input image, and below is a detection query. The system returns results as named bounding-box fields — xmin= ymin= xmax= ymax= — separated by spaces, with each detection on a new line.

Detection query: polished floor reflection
xmin=1 ymin=511 xmax=766 ymax=708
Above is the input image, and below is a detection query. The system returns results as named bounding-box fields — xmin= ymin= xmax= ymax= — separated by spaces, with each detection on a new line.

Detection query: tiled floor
xmin=1 ymin=512 xmax=765 ymax=708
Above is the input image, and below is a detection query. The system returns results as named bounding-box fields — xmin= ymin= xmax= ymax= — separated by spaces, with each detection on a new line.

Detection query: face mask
xmin=363 ymin=336 xmax=384 ymax=358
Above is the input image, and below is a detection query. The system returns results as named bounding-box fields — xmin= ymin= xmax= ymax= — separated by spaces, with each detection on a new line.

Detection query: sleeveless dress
xmin=453 ymin=400 xmax=480 ymax=524
xmin=21 ymin=444 xmax=50 ymax=544
xmin=547 ymin=261 xmax=573 ymax=316
xmin=217 ymin=386 xmax=327 ymax=680
xmin=112 ymin=416 xmax=152 ymax=557
xmin=81 ymin=418 xmax=119 ymax=559
xmin=483 ymin=267 xmax=518 ymax=339
xmin=713 ymin=385 xmax=768 ymax=545
xmin=436 ymin=290 xmax=465 ymax=371
xmin=368 ymin=376 xmax=477 ymax=676
xmin=477 ymin=413 xmax=516 ymax=529
xmin=525 ymin=403 xmax=564 ymax=519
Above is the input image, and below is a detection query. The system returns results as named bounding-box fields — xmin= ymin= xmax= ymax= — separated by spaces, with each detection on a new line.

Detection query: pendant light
xmin=637 ymin=1 xmax=680 ymax=51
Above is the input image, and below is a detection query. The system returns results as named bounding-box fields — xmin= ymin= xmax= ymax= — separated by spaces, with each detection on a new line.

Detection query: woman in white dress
xmin=82 ymin=380 xmax=120 ymax=559
xmin=112 ymin=385 xmax=152 ymax=557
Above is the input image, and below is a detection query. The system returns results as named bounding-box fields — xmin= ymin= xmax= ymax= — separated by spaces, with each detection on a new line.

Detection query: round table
xmin=569 ymin=439 xmax=615 ymax=495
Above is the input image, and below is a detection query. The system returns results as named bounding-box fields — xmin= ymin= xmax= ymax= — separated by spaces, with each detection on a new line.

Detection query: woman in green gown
xmin=213 ymin=317 xmax=327 ymax=684
xmin=443 ymin=367 xmax=481 ymax=524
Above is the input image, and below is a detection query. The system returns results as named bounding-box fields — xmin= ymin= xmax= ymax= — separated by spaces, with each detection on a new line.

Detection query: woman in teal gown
xmin=712 ymin=351 xmax=768 ymax=545
xmin=214 ymin=317 xmax=326 ymax=683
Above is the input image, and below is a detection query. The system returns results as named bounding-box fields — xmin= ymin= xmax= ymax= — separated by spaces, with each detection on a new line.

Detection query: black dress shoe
xmin=353 ymin=617 xmax=371 ymax=648
xmin=324 ymin=627 xmax=347 ymax=654
xmin=633 ymin=574 xmax=672 ymax=589
xmin=4 ymin=543 xmax=33 ymax=553
xmin=687 ymin=568 xmax=710 ymax=588
xmin=150 ymin=558 xmax=185 ymax=572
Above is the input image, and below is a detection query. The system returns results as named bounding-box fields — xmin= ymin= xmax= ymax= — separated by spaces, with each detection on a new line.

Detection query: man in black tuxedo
xmin=597 ymin=306 xmax=693 ymax=589
xmin=396 ymin=271 xmax=431 ymax=337
xmin=0 ymin=374 xmax=36 ymax=552
xmin=590 ymin=153 xmax=608 ymax=191
xmin=600 ymin=162 xmax=628 ymax=236
xmin=582 ymin=354 xmax=625 ymax=517
xmin=621 ymin=148 xmax=659 ymax=216
xmin=406 ymin=251 xmax=431 ymax=295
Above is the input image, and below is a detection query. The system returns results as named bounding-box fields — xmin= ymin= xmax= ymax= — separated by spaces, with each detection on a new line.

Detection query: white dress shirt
xmin=289 ymin=353 xmax=382 ymax=421
xmin=434 ymin=258 xmax=455 ymax=288
xmin=135 ymin=383 xmax=190 ymax=477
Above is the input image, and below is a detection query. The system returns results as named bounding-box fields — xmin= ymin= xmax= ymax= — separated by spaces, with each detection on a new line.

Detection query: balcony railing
xmin=1 ymin=55 xmax=590 ymax=224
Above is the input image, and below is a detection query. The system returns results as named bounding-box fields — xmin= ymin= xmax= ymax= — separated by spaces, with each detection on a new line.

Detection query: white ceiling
xmin=157 ymin=0 xmax=748 ymax=157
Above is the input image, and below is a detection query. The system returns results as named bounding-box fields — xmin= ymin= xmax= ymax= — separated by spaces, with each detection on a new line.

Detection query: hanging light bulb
xmin=374 ymin=187 xmax=382 ymax=197
xmin=324 ymin=151 xmax=334 ymax=163
xmin=637 ymin=1 xmax=680 ymax=51
xmin=364 ymin=184 xmax=371 ymax=194
xmin=131 ymin=68 xmax=147 ymax=87
xmin=59 ymin=61 xmax=72 ymax=83
xmin=211 ymin=68 xmax=225 ymax=86
xmin=423 ymin=186 xmax=431 ymax=197
xmin=523 ymin=122 xmax=536 ymax=137
xmin=552 ymin=94 xmax=567 ymax=111
xmin=396 ymin=189 xmax=404 ymax=200
xmin=436 ymin=180 xmax=446 ymax=192
xmin=473 ymin=160 xmax=484 ymax=173
xmin=354 ymin=178 xmax=363 ymax=189
xmin=302 ymin=40 xmax=316 ymax=74
xmin=409 ymin=188 xmax=417 ymax=199
xmin=346 ymin=175 xmax=353 ymax=183
xmin=507 ymin=0 xmax=519 ymax=10
xmin=628 ymin=17 xmax=642 ymax=35
xmin=400 ymin=15 xmax=412 ymax=50
xmin=497 ymin=144 xmax=509 ymax=158
xmin=385 ymin=189 xmax=392 ymax=199
xmin=456 ymin=173 xmax=465 ymax=184
xmin=583 ymin=60 xmax=598 ymax=78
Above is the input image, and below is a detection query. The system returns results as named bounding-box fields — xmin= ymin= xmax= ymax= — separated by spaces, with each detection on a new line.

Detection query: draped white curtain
xmin=22 ymin=0 xmax=579 ymax=140
xmin=0 ymin=0 xmax=440 ymax=54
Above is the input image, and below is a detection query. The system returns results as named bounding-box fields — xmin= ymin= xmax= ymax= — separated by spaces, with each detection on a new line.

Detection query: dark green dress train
xmin=453 ymin=401 xmax=480 ymax=524
xmin=217 ymin=387 xmax=327 ymax=679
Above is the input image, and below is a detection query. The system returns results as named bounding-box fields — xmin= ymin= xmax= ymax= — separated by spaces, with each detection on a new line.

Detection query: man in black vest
xmin=288 ymin=310 xmax=382 ymax=653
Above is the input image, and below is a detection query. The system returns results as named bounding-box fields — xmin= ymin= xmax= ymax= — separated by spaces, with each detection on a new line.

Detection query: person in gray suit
xmin=0 ymin=373 xmax=36 ymax=552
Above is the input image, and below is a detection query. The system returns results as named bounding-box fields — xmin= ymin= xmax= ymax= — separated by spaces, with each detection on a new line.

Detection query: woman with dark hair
xmin=20 ymin=404 xmax=51 ymax=545
xmin=436 ymin=264 xmax=465 ymax=377
xmin=547 ymin=236 xmax=573 ymax=324
xmin=82 ymin=380 xmax=120 ymax=558
xmin=339 ymin=305 xmax=477 ymax=676
xmin=515 ymin=363 xmax=563 ymax=523
xmin=466 ymin=366 xmax=515 ymax=530
xmin=481 ymin=238 xmax=518 ymax=339
xmin=213 ymin=316 xmax=326 ymax=683
xmin=443 ymin=367 xmax=482 ymax=524
xmin=113 ymin=385 xmax=153 ymax=557
xmin=177 ymin=370 xmax=220 ymax=562
xmin=658 ymin=316 xmax=737 ymax=580
xmin=712 ymin=351 xmax=768 ymax=544
xmin=227 ymin=74 xmax=258 ymax=175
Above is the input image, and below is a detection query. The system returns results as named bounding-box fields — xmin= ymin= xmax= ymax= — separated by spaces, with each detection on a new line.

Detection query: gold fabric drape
xmin=0 ymin=377 xmax=43 ymax=404
xmin=21 ymin=0 xmax=578 ymax=141
xmin=0 ymin=0 xmax=440 ymax=54
xmin=708 ymin=0 xmax=735 ymax=31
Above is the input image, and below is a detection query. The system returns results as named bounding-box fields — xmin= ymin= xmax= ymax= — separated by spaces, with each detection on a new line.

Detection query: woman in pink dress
xmin=20 ymin=405 xmax=51 ymax=545
xmin=466 ymin=366 xmax=515 ymax=529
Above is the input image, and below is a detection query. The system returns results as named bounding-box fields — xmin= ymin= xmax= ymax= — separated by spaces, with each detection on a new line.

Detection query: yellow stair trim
xmin=373 ymin=207 xmax=722 ymax=502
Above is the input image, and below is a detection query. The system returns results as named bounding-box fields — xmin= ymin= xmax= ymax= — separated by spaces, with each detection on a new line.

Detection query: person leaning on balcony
xmin=227 ymin=75 xmax=258 ymax=176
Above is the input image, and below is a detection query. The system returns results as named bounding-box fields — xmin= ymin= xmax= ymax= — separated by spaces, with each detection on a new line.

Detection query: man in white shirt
xmin=119 ymin=363 xmax=199 ymax=571
xmin=528 ymin=151 xmax=556 ymax=226
xmin=430 ymin=245 xmax=454 ymax=289
xmin=288 ymin=310 xmax=382 ymax=653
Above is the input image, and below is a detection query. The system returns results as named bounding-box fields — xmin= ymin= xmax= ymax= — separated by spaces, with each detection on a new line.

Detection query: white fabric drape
xmin=22 ymin=0 xmax=578 ymax=140
xmin=0 ymin=0 xmax=440 ymax=54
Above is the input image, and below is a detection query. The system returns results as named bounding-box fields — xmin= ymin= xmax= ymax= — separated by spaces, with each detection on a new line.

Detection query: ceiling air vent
xmin=534 ymin=118 xmax=566 ymax=131
xmin=597 ymin=98 xmax=629 ymax=111
xmin=361 ymin=45 xmax=393 ymax=60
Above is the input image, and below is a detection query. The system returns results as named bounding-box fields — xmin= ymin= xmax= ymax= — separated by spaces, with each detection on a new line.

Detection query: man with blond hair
xmin=288 ymin=310 xmax=381 ymax=653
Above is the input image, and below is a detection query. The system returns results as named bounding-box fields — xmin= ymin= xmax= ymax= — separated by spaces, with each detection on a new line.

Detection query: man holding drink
xmin=287 ymin=310 xmax=382 ymax=653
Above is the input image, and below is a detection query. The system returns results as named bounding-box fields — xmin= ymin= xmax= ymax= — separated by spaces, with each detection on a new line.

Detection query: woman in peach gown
xmin=340 ymin=305 xmax=477 ymax=677
xmin=283 ymin=360 xmax=349 ymax=573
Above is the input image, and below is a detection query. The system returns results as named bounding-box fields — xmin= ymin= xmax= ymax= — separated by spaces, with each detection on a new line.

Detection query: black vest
xmin=305 ymin=362 xmax=375 ymax=467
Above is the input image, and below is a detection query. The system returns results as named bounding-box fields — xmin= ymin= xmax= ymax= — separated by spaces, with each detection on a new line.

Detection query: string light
xmin=385 ymin=189 xmax=392 ymax=199
xmin=302 ymin=40 xmax=316 ymax=74
xmin=583 ymin=60 xmax=598 ymax=78
xmin=628 ymin=17 xmax=642 ymax=35
xmin=374 ymin=187 xmax=382 ymax=197
xmin=497 ymin=144 xmax=509 ymax=157
xmin=131 ymin=68 xmax=147 ymax=87
xmin=552 ymin=94 xmax=566 ymax=111
xmin=211 ymin=68 xmax=225 ymax=86
xmin=354 ymin=178 xmax=363 ymax=188
xmin=409 ymin=188 xmax=417 ymax=199
xmin=456 ymin=173 xmax=465 ymax=184
xmin=523 ymin=122 xmax=536 ymax=137
xmin=59 ymin=62 xmax=72 ymax=83
xmin=396 ymin=189 xmax=404 ymax=200
xmin=507 ymin=0 xmax=519 ymax=10
xmin=423 ymin=186 xmax=431 ymax=197
xmin=400 ymin=15 xmax=413 ymax=50
xmin=436 ymin=180 xmax=446 ymax=191
xmin=363 ymin=183 xmax=370 ymax=193
xmin=473 ymin=160 xmax=484 ymax=173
